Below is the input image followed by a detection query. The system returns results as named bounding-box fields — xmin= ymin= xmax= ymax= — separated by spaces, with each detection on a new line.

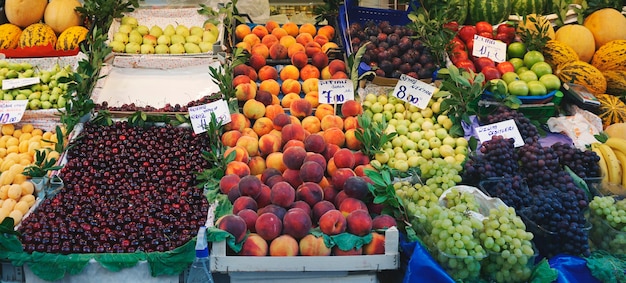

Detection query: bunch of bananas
xmin=592 ymin=137 xmax=626 ymax=187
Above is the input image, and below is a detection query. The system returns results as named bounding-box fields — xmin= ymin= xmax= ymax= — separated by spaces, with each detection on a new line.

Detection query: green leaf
xmin=529 ymin=258 xmax=558 ymax=283
xmin=374 ymin=195 xmax=388 ymax=204
xmin=595 ymin=132 xmax=609 ymax=143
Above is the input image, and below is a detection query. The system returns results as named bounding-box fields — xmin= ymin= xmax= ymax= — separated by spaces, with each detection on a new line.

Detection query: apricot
xmin=243 ymin=99 xmax=266 ymax=120
xmin=261 ymin=34 xmax=279 ymax=49
xmin=287 ymin=43 xmax=306 ymax=58
xmin=281 ymin=92 xmax=301 ymax=108
xmin=252 ymin=25 xmax=269 ymax=39
xmin=295 ymin=32 xmax=314 ymax=47
xmin=221 ymin=130 xmax=242 ymax=148
xmin=314 ymin=103 xmax=335 ymax=121
xmin=235 ymin=24 xmax=251 ymax=40
xmin=242 ymin=33 xmax=261 ymax=48
xmin=313 ymin=34 xmax=329 ymax=47
xmin=300 ymin=64 xmax=320 ymax=80
xmin=282 ymin=22 xmax=299 ymax=37
xmin=320 ymin=114 xmax=344 ymax=131
xmin=265 ymin=152 xmax=287 ymax=173
xmin=265 ymin=20 xmax=280 ymax=33
xmin=279 ymin=35 xmax=296 ymax=48
xmin=302 ymin=78 xmax=319 ymax=94
xmin=236 ymin=135 xmax=259 ymax=157
xmin=280 ymin=78 xmax=301 ymax=95
xmin=299 ymin=23 xmax=317 ymax=36
xmin=317 ymin=25 xmax=335 ymax=40
xmin=251 ymin=43 xmax=269 ymax=59
xmin=280 ymin=65 xmax=300 ymax=81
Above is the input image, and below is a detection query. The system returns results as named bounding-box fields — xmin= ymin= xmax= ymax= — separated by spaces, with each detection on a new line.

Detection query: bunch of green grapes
xmin=480 ymin=206 xmax=536 ymax=283
xmin=420 ymin=158 xmax=463 ymax=193
xmin=394 ymin=181 xmax=440 ymax=235
xmin=443 ymin=188 xmax=479 ymax=213
xmin=588 ymin=196 xmax=626 ymax=253
xmin=430 ymin=208 xmax=486 ymax=281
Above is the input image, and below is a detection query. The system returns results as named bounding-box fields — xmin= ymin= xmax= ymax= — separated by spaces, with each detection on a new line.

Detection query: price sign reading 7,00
xmin=318 ymin=79 xmax=354 ymax=104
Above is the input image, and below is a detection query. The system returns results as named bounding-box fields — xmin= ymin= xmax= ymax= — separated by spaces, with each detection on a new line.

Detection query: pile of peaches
xmin=214 ymin=98 xmax=397 ymax=256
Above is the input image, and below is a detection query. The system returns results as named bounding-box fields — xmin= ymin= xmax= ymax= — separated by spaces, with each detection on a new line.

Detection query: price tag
xmin=2 ymin=77 xmax=40 ymax=90
xmin=472 ymin=34 xmax=507 ymax=63
xmin=0 ymin=100 xmax=29 ymax=124
xmin=188 ymin=100 xmax=231 ymax=134
xmin=475 ymin=119 xmax=524 ymax=147
xmin=318 ymin=79 xmax=354 ymax=104
xmin=392 ymin=74 xmax=437 ymax=109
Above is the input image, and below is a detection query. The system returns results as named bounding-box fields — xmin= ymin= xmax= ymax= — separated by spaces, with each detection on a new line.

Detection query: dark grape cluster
xmin=551 ymin=142 xmax=601 ymax=178
xmin=19 ymin=122 xmax=211 ymax=254
xmin=516 ymin=141 xmax=561 ymax=186
xmin=463 ymin=135 xmax=518 ymax=184
xmin=479 ymin=175 xmax=532 ymax=209
xmin=95 ymin=94 xmax=220 ymax=112
xmin=484 ymin=106 xmax=539 ymax=143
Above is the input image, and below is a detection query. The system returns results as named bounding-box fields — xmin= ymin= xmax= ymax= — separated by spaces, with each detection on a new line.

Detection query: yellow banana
xmin=613 ymin=149 xmax=626 ymax=186
xmin=605 ymin=137 xmax=626 ymax=157
xmin=599 ymin=143 xmax=621 ymax=184
xmin=592 ymin=143 xmax=609 ymax=183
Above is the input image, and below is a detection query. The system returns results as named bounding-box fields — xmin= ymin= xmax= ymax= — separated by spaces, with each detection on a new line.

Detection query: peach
xmin=258 ymin=66 xmax=280 ymax=83
xmin=299 ymin=234 xmax=331 ymax=256
xmin=287 ymin=43 xmax=306 ymax=58
xmin=221 ymin=130 xmax=242 ymax=148
xmin=302 ymin=78 xmax=319 ymax=94
xmin=232 ymin=74 xmax=252 ymax=88
xmin=238 ymin=209 xmax=259 ymax=232
xmin=281 ymin=123 xmax=306 ymax=145
xmin=281 ymin=92 xmax=301 ymax=108
xmin=258 ymin=204 xmax=287 ymax=220
xmin=317 ymin=25 xmax=335 ymax=40
xmin=333 ymin=246 xmax=362 ymax=256
xmin=326 ymin=157 xmax=338 ymax=177
xmin=279 ymin=35 xmax=296 ymax=48
xmin=251 ymin=42 xmax=269 ymax=58
xmin=328 ymin=59 xmax=346 ymax=75
xmin=235 ymin=82 xmax=257 ymax=101
xmin=299 ymin=23 xmax=317 ymax=36
xmin=311 ymin=52 xmax=329 ymax=70
xmin=290 ymin=51 xmax=308 ymax=69
xmin=236 ymin=135 xmax=259 ymax=157
xmin=219 ymin=174 xmax=241 ymax=195
xmin=321 ymin=114 xmax=344 ymax=131
xmin=228 ymin=185 xmax=241 ymax=203
xmin=282 ymin=146 xmax=307 ymax=170
xmin=239 ymin=233 xmax=268 ymax=256
xmin=323 ymin=127 xmax=346 ymax=147
xmin=291 ymin=200 xmax=312 ymax=217
xmin=239 ymin=175 xmax=263 ymax=198
xmin=248 ymin=155 xmax=267 ymax=176
xmin=249 ymin=55 xmax=267 ymax=72
xmin=289 ymin=115 xmax=302 ymax=126
xmin=319 ymin=176 xmax=330 ymax=190
xmin=282 ymin=207 xmax=312 ymax=239
xmin=315 ymin=103 xmax=335 ymax=121
xmin=233 ymin=64 xmax=253 ymax=78
xmin=323 ymin=143 xmax=340 ymax=162
xmin=217 ymin=214 xmax=247 ymax=243
xmin=300 ymin=64 xmax=320 ymax=81
xmin=304 ymin=93 xmax=320 ymax=109
xmin=281 ymin=79 xmax=301 ymax=96
xmin=235 ymin=24 xmax=251 ymax=40
xmin=261 ymin=167 xmax=283 ymax=184
xmin=353 ymin=151 xmax=370 ymax=166
xmin=290 ymin=98 xmax=313 ymax=119
xmin=271 ymin=181 xmax=296 ymax=208
xmin=304 ymin=152 xmax=327 ymax=169
xmin=269 ymin=129 xmax=282 ymax=139
xmin=252 ymin=25 xmax=269 ymax=39
xmin=323 ymin=185 xmax=339 ymax=203
xmin=243 ymin=99 xmax=266 ymax=120
xmin=321 ymin=42 xmax=339 ymax=54
xmin=296 ymin=181 xmax=324 ymax=206
xmin=312 ymin=200 xmax=336 ymax=224
xmin=269 ymin=235 xmax=299 ymax=256
xmin=261 ymin=34 xmax=279 ymax=49
xmin=344 ymin=129 xmax=362 ymax=151
xmin=256 ymin=212 xmax=283 ymax=241
xmin=363 ymin=233 xmax=385 ymax=255
xmin=224 ymin=145 xmax=249 ymax=163
xmin=258 ymin=133 xmax=281 ymax=157
xmin=334 ymin=148 xmax=355 ymax=169
xmin=280 ymin=65 xmax=300 ymax=81
xmin=343 ymin=176 xmax=370 ymax=200
xmin=282 ymin=168 xmax=303 ymax=188
xmin=233 ymin=196 xmax=258 ymax=214
xmin=331 ymin=71 xmax=349 ymax=79
xmin=313 ymin=34 xmax=329 ymax=47
xmin=259 ymin=79 xmax=281 ymax=96
xmin=318 ymin=209 xmax=346 ymax=235
xmin=346 ymin=209 xmax=373 ymax=236
xmin=341 ymin=100 xmax=363 ymax=117
xmin=282 ymin=139 xmax=305 ymax=150
xmin=265 ymin=20 xmax=280 ymax=33
xmin=320 ymin=66 xmax=332 ymax=80
xmin=282 ymin=22 xmax=299 ymax=37
xmin=266 ymin=174 xmax=285 ymax=188
xmin=354 ymin=164 xmax=375 ymax=177
xmin=272 ymin=113 xmax=292 ymax=131
xmin=332 ymin=168 xmax=357 ymax=190
xmin=302 ymin=116 xmax=321 ymax=134
xmin=243 ymin=33 xmax=261 ymax=48
xmin=271 ymin=27 xmax=288 ymax=39
xmin=265 ymin=152 xmax=287 ymax=173
xmin=368 ymin=202 xmax=384 ymax=215
xmin=372 ymin=214 xmax=398 ymax=230
xmin=343 ymin=116 xmax=359 ymax=130
xmin=256 ymin=184 xmax=272 ymax=207
xmin=225 ymin=161 xmax=251 ymax=177
xmin=269 ymin=43 xmax=288 ymax=60
xmin=235 ymin=41 xmax=251 ymax=53
xmin=305 ymin=41 xmax=322 ymax=57
xmin=255 ymin=90 xmax=273 ymax=106
xmin=295 ymin=32 xmax=314 ymax=47
xmin=252 ymin=117 xmax=273 ymax=136
xmin=241 ymin=127 xmax=259 ymax=139
xmin=339 ymin=197 xmax=367 ymax=217
xmin=299 ymin=160 xmax=325 ymax=183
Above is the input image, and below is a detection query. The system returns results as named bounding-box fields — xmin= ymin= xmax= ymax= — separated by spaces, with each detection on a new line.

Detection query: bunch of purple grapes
xmin=484 ymin=106 xmax=539 ymax=143
xmin=479 ymin=174 xmax=532 ymax=209
xmin=462 ymin=135 xmax=518 ymax=184
xmin=551 ymin=142 xmax=601 ymax=178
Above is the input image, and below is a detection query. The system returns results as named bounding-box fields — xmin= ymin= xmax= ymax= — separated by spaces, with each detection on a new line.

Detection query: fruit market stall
xmin=1 ymin=0 xmax=626 ymax=282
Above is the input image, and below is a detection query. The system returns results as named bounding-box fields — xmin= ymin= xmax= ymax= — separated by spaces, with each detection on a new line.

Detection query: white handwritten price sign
xmin=2 ymin=77 xmax=40 ymax=90
xmin=392 ymin=74 xmax=437 ymax=109
xmin=475 ymin=119 xmax=524 ymax=147
xmin=188 ymin=100 xmax=231 ymax=134
xmin=472 ymin=34 xmax=507 ymax=63
xmin=0 ymin=100 xmax=29 ymax=124
xmin=318 ymin=79 xmax=354 ymax=104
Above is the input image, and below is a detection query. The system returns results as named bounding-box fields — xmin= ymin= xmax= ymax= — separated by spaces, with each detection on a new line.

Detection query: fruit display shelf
xmin=209 ymin=226 xmax=399 ymax=283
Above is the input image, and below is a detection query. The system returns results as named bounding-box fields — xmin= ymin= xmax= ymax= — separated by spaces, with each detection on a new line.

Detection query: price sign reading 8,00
xmin=392 ymin=74 xmax=437 ymax=110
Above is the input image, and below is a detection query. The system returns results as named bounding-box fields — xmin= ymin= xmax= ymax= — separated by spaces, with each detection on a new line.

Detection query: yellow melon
xmin=605 ymin=123 xmax=626 ymax=139
xmin=584 ymin=8 xmax=626 ymax=49
xmin=555 ymin=24 xmax=595 ymax=62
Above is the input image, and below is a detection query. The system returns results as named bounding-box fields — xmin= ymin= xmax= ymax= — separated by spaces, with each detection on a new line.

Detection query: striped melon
xmin=555 ymin=60 xmax=607 ymax=95
xmin=0 ymin=23 xmax=21 ymax=49
xmin=56 ymin=26 xmax=88 ymax=51
xmin=467 ymin=0 xmax=512 ymax=25
xmin=603 ymin=70 xmax=626 ymax=96
xmin=542 ymin=40 xmax=579 ymax=70
xmin=511 ymin=0 xmax=546 ymax=16
xmin=18 ymin=23 xmax=56 ymax=48
xmin=591 ymin=40 xmax=626 ymax=71
xmin=596 ymin=93 xmax=626 ymax=127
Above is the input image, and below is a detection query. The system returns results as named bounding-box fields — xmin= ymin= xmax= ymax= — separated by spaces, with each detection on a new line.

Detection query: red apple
xmin=473 ymin=57 xmax=495 ymax=72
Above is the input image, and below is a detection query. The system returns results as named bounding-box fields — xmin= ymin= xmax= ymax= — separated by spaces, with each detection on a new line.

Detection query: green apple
xmin=142 ymin=34 xmax=157 ymax=46
xmin=185 ymin=35 xmax=201 ymax=44
xmin=408 ymin=131 xmax=423 ymax=142
xmin=121 ymin=16 xmax=138 ymax=28
xmin=155 ymin=44 xmax=170 ymax=54
xmin=508 ymin=80 xmax=529 ymax=96
xmin=539 ymin=74 xmax=561 ymax=91
xmin=518 ymin=70 xmax=538 ymax=82
xmin=140 ymin=44 xmax=155 ymax=54
xmin=527 ymin=80 xmax=547 ymax=96
xmin=523 ymin=50 xmax=545 ymax=69
xmin=136 ymin=25 xmax=149 ymax=36
xmin=435 ymin=128 xmax=448 ymax=140
xmin=530 ymin=61 xmax=553 ymax=78
xmin=169 ymin=43 xmax=185 ymax=54
xmin=509 ymin=58 xmax=524 ymax=71
xmin=175 ymin=25 xmax=190 ymax=37
xmin=125 ymin=42 xmax=141 ymax=54
xmin=163 ymin=24 xmax=176 ymax=36
xmin=442 ymin=136 xmax=456 ymax=146
xmin=171 ymin=34 xmax=186 ymax=45
xmin=149 ymin=25 xmax=163 ymax=38
xmin=113 ymin=32 xmax=129 ymax=44
xmin=118 ymin=24 xmax=133 ymax=34
xmin=421 ymin=120 xmax=434 ymax=131
xmin=128 ymin=30 xmax=143 ymax=44
xmin=501 ymin=72 xmax=520 ymax=85
xmin=157 ymin=35 xmax=171 ymax=45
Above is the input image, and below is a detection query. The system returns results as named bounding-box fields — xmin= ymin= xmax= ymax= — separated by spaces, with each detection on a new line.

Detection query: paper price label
xmin=188 ymin=100 xmax=231 ymax=134
xmin=472 ymin=34 xmax=507 ymax=63
xmin=0 ymin=100 xmax=29 ymax=124
xmin=475 ymin=119 xmax=524 ymax=147
xmin=318 ymin=79 xmax=354 ymax=104
xmin=2 ymin=77 xmax=40 ymax=90
xmin=392 ymin=74 xmax=437 ymax=109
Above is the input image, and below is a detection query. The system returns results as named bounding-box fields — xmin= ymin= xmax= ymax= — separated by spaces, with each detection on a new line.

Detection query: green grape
xmin=589 ymin=196 xmax=626 ymax=253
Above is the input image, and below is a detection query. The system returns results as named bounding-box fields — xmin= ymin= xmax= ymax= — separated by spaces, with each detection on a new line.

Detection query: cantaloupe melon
xmin=584 ymin=8 xmax=626 ymax=49
xmin=605 ymin=123 xmax=626 ymax=139
xmin=555 ymin=24 xmax=595 ymax=62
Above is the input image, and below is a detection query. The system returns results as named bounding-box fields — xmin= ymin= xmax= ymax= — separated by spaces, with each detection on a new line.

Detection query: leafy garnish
xmin=355 ymin=114 xmax=397 ymax=158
